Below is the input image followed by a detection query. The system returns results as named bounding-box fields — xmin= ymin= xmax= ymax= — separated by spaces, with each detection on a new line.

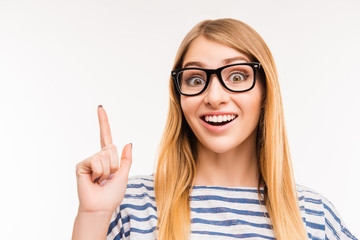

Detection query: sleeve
xmin=320 ymin=194 xmax=358 ymax=240
xmin=106 ymin=205 xmax=125 ymax=240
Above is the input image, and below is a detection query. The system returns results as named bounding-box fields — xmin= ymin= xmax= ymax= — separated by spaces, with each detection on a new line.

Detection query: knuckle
xmin=110 ymin=144 xmax=117 ymax=152
xmin=93 ymin=151 xmax=101 ymax=158
xmin=102 ymin=167 xmax=110 ymax=176
xmin=103 ymin=158 xmax=110 ymax=167
xmin=100 ymin=149 xmax=110 ymax=159
xmin=102 ymin=165 xmax=110 ymax=177
xmin=90 ymin=157 xmax=101 ymax=173
xmin=92 ymin=167 xmax=102 ymax=176
xmin=75 ymin=162 xmax=81 ymax=170
xmin=75 ymin=163 xmax=81 ymax=175
xmin=75 ymin=157 xmax=91 ymax=175
xmin=90 ymin=155 xmax=100 ymax=164
xmin=103 ymin=143 xmax=117 ymax=152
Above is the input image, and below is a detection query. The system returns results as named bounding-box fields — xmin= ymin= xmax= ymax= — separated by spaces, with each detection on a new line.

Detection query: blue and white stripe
xmin=106 ymin=175 xmax=357 ymax=240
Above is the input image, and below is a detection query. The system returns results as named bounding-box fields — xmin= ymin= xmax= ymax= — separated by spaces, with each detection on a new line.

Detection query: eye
xmin=228 ymin=72 xmax=249 ymax=83
xmin=185 ymin=76 xmax=206 ymax=87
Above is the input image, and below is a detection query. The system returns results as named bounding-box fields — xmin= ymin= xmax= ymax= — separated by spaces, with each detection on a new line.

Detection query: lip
xmin=199 ymin=111 xmax=238 ymax=133
xmin=200 ymin=111 xmax=238 ymax=118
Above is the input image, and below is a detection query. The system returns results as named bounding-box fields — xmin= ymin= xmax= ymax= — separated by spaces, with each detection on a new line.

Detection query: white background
xmin=0 ymin=0 xmax=359 ymax=238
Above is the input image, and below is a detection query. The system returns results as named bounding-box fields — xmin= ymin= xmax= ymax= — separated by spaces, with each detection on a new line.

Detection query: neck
xmin=194 ymin=129 xmax=260 ymax=188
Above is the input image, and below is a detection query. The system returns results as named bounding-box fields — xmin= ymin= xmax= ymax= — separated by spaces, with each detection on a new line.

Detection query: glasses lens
xmin=178 ymin=69 xmax=207 ymax=95
xmin=221 ymin=64 xmax=254 ymax=91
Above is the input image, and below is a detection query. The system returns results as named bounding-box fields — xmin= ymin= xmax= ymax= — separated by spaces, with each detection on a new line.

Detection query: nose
xmin=203 ymin=74 xmax=230 ymax=108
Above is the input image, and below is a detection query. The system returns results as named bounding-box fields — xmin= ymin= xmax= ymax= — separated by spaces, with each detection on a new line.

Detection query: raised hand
xmin=75 ymin=105 xmax=132 ymax=214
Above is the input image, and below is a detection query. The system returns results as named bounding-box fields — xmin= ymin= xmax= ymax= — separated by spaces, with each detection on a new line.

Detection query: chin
xmin=199 ymin=138 xmax=240 ymax=154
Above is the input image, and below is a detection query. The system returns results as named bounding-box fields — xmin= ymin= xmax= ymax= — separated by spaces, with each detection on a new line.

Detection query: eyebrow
xmin=182 ymin=56 xmax=249 ymax=68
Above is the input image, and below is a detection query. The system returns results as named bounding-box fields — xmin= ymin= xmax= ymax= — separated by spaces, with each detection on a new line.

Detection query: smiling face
xmin=180 ymin=36 xmax=264 ymax=154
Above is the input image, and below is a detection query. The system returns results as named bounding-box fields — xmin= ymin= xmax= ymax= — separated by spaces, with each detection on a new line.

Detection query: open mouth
xmin=201 ymin=114 xmax=238 ymax=126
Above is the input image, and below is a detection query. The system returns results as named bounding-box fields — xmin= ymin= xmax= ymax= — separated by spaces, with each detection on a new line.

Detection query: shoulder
xmin=295 ymin=183 xmax=357 ymax=240
xmin=126 ymin=174 xmax=154 ymax=190
xmin=295 ymin=183 xmax=330 ymax=207
xmin=123 ymin=174 xmax=155 ymax=203
xmin=295 ymin=183 xmax=339 ymax=217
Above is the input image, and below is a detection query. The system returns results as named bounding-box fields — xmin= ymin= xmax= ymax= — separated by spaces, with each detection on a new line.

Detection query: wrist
xmin=77 ymin=204 xmax=115 ymax=216
xmin=76 ymin=210 xmax=113 ymax=219
xmin=72 ymin=211 xmax=113 ymax=240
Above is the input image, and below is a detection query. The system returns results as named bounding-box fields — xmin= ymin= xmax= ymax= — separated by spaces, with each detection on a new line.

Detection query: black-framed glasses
xmin=171 ymin=62 xmax=261 ymax=96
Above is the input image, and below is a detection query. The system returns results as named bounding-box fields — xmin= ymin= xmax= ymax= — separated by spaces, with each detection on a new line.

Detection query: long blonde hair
xmin=154 ymin=18 xmax=308 ymax=240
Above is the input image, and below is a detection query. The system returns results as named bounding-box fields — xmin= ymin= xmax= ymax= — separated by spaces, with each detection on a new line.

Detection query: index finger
xmin=97 ymin=105 xmax=113 ymax=149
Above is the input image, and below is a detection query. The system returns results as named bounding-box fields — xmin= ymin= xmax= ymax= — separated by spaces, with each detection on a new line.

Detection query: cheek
xmin=234 ymin=88 xmax=263 ymax=122
xmin=248 ymin=80 xmax=264 ymax=111
xmin=180 ymin=96 xmax=200 ymax=120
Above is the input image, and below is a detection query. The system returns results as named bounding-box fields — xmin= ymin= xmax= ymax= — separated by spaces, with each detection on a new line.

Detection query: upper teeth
xmin=204 ymin=114 xmax=236 ymax=123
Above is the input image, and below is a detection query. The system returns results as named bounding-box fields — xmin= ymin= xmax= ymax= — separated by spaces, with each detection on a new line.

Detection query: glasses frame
xmin=171 ymin=62 xmax=261 ymax=96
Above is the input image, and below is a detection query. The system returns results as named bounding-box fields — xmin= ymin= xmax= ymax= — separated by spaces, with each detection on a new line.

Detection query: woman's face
xmin=180 ymin=36 xmax=264 ymax=154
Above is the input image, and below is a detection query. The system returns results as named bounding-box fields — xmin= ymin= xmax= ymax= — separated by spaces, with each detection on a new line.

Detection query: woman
xmin=72 ymin=18 xmax=356 ymax=240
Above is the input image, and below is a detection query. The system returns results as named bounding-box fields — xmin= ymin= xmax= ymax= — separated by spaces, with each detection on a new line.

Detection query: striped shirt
xmin=106 ymin=174 xmax=357 ymax=240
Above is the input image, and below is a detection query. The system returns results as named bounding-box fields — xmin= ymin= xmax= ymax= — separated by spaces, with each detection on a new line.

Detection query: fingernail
xmin=99 ymin=179 xmax=107 ymax=186
xmin=108 ymin=173 xmax=114 ymax=180
xmin=98 ymin=105 xmax=103 ymax=108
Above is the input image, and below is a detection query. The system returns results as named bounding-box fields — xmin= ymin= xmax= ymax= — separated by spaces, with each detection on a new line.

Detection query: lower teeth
xmin=207 ymin=120 xmax=232 ymax=126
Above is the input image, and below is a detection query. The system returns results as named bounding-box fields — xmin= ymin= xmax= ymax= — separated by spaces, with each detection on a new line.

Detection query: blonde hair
xmin=154 ymin=18 xmax=308 ymax=240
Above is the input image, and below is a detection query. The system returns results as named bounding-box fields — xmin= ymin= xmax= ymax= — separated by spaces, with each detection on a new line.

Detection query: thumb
xmin=117 ymin=143 xmax=132 ymax=178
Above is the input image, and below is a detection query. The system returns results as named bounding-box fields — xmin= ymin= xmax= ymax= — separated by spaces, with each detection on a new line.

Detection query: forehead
xmin=182 ymin=36 xmax=251 ymax=68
